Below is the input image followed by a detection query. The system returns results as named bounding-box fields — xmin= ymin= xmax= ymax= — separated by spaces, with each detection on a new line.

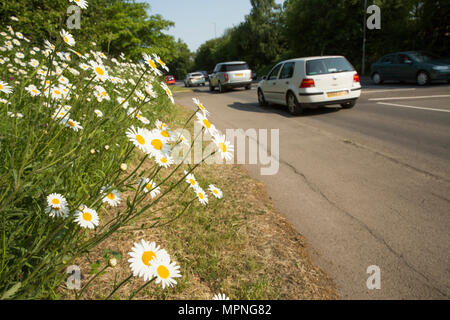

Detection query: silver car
xmin=209 ymin=61 xmax=253 ymax=93
xmin=184 ymin=72 xmax=206 ymax=87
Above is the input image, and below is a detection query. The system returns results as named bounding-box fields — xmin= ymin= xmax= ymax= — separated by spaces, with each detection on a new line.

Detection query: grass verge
xmin=61 ymin=104 xmax=337 ymax=300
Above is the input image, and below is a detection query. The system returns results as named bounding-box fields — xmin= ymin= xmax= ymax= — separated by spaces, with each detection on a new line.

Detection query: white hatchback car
xmin=185 ymin=72 xmax=206 ymax=87
xmin=257 ymin=56 xmax=361 ymax=115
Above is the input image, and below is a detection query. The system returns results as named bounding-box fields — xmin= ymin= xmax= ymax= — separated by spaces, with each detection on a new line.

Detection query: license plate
xmin=327 ymin=91 xmax=348 ymax=98
xmin=235 ymin=73 xmax=243 ymax=77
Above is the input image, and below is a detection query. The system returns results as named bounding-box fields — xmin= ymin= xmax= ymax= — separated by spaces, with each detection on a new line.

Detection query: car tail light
xmin=353 ymin=73 xmax=360 ymax=83
xmin=224 ymin=73 xmax=229 ymax=81
xmin=300 ymin=78 xmax=315 ymax=88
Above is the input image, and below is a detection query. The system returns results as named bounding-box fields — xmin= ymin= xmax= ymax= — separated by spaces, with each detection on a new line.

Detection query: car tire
xmin=209 ymin=84 xmax=215 ymax=91
xmin=341 ymin=100 xmax=356 ymax=109
xmin=218 ymin=81 xmax=225 ymax=93
xmin=416 ymin=71 xmax=430 ymax=86
xmin=257 ymin=89 xmax=267 ymax=107
xmin=287 ymin=91 xmax=303 ymax=115
xmin=245 ymin=84 xmax=251 ymax=90
xmin=372 ymin=72 xmax=383 ymax=85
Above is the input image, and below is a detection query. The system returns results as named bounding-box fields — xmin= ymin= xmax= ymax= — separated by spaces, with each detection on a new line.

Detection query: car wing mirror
xmin=262 ymin=76 xmax=267 ymax=80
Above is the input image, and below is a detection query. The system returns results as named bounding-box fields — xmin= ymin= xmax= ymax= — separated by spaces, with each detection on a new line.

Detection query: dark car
xmin=370 ymin=51 xmax=450 ymax=85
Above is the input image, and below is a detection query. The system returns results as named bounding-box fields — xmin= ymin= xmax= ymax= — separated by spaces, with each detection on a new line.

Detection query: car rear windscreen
xmin=306 ymin=58 xmax=354 ymax=75
xmin=191 ymin=73 xmax=203 ymax=77
xmin=224 ymin=63 xmax=249 ymax=72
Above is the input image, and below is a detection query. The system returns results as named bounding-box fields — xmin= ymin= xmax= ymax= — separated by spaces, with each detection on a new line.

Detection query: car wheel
xmin=218 ymin=81 xmax=225 ymax=93
xmin=416 ymin=71 xmax=430 ymax=86
xmin=257 ymin=89 xmax=267 ymax=107
xmin=287 ymin=91 xmax=303 ymax=115
xmin=209 ymin=84 xmax=215 ymax=91
xmin=372 ymin=72 xmax=383 ymax=85
xmin=245 ymin=84 xmax=251 ymax=90
xmin=341 ymin=100 xmax=356 ymax=109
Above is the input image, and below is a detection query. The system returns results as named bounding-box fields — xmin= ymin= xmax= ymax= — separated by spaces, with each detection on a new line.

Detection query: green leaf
xmin=1 ymin=282 xmax=21 ymax=300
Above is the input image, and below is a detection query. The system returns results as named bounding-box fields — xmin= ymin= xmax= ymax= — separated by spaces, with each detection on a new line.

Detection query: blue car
xmin=370 ymin=51 xmax=450 ymax=85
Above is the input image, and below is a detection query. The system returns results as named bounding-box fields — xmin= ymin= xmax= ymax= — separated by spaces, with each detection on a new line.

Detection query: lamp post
xmin=362 ymin=0 xmax=368 ymax=75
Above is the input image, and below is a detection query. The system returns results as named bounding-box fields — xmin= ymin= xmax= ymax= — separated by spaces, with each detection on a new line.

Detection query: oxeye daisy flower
xmin=94 ymin=109 xmax=103 ymax=118
xmin=155 ymin=120 xmax=167 ymax=130
xmin=128 ymin=240 xmax=170 ymax=281
xmin=150 ymin=256 xmax=181 ymax=289
xmin=142 ymin=53 xmax=162 ymax=75
xmin=51 ymin=87 xmax=65 ymax=100
xmin=70 ymin=0 xmax=89 ymax=9
xmin=79 ymin=63 xmax=89 ymax=71
xmin=126 ymin=126 xmax=152 ymax=154
xmin=160 ymin=82 xmax=174 ymax=104
xmin=152 ymin=53 xmax=169 ymax=71
xmin=146 ymin=129 xmax=171 ymax=157
xmin=208 ymin=185 xmax=223 ymax=199
xmin=195 ymin=187 xmax=208 ymax=206
xmin=58 ymin=75 xmax=69 ymax=85
xmin=69 ymin=48 xmax=84 ymax=59
xmin=192 ymin=98 xmax=209 ymax=115
xmin=100 ymin=187 xmax=121 ymax=207
xmin=74 ymin=206 xmax=99 ymax=229
xmin=184 ymin=171 xmax=198 ymax=190
xmin=44 ymin=40 xmax=55 ymax=52
xmin=25 ymin=85 xmax=40 ymax=96
xmin=0 ymin=81 xmax=13 ymax=94
xmin=60 ymin=29 xmax=75 ymax=46
xmin=138 ymin=178 xmax=161 ymax=198
xmin=156 ymin=154 xmax=174 ymax=168
xmin=66 ymin=119 xmax=83 ymax=132
xmin=136 ymin=113 xmax=150 ymax=125
xmin=29 ymin=59 xmax=39 ymax=68
xmin=213 ymin=133 xmax=234 ymax=161
xmin=212 ymin=293 xmax=230 ymax=300
xmin=196 ymin=112 xmax=217 ymax=136
xmin=89 ymin=60 xmax=108 ymax=81
xmin=46 ymin=193 xmax=67 ymax=209
xmin=45 ymin=205 xmax=69 ymax=219
xmin=15 ymin=52 xmax=24 ymax=59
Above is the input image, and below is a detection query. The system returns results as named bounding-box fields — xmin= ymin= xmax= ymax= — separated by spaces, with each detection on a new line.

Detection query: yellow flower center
xmin=161 ymin=157 xmax=167 ymax=163
xmin=148 ymin=60 xmax=156 ymax=69
xmin=165 ymin=89 xmax=172 ymax=97
xmin=136 ymin=135 xmax=145 ymax=145
xmin=160 ymin=130 xmax=170 ymax=137
xmin=151 ymin=139 xmax=163 ymax=150
xmin=54 ymin=90 xmax=61 ymax=95
xmin=199 ymin=192 xmax=204 ymax=199
xmin=142 ymin=251 xmax=156 ymax=266
xmin=202 ymin=119 xmax=211 ymax=129
xmin=145 ymin=183 xmax=153 ymax=191
xmin=189 ymin=179 xmax=196 ymax=186
xmin=52 ymin=198 xmax=60 ymax=205
xmin=107 ymin=192 xmax=115 ymax=200
xmin=157 ymin=265 xmax=170 ymax=279
xmin=95 ymin=67 xmax=105 ymax=76
xmin=82 ymin=212 xmax=92 ymax=221
xmin=68 ymin=120 xmax=75 ymax=127
xmin=213 ymin=190 xmax=218 ymax=194
xmin=64 ymin=36 xmax=69 ymax=43
xmin=219 ymin=142 xmax=227 ymax=153
xmin=0 ymin=84 xmax=3 ymax=90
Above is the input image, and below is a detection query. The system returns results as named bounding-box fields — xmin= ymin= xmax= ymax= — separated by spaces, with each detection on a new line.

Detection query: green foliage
xmin=194 ymin=0 xmax=449 ymax=76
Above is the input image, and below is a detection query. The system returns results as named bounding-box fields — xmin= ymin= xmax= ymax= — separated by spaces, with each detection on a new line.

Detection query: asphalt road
xmin=173 ymin=80 xmax=450 ymax=299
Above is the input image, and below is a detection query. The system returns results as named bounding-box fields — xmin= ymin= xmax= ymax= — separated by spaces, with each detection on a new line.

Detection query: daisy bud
xmin=90 ymin=149 xmax=96 ymax=154
xmin=104 ymin=145 xmax=110 ymax=150
xmin=108 ymin=258 xmax=117 ymax=268
xmin=120 ymin=163 xmax=127 ymax=171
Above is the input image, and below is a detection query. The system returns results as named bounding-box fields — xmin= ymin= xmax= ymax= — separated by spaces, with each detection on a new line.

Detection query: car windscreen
xmin=306 ymin=58 xmax=354 ymax=75
xmin=223 ymin=63 xmax=249 ymax=72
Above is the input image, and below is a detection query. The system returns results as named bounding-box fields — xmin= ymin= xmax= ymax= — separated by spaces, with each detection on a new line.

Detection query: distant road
xmin=173 ymin=81 xmax=450 ymax=299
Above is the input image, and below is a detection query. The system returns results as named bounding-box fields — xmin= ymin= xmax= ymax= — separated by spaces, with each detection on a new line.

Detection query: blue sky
xmin=144 ymin=0 xmax=285 ymax=52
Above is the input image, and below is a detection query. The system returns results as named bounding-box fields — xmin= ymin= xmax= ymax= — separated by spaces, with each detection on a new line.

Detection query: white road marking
xmin=362 ymin=88 xmax=416 ymax=94
xmin=369 ymin=95 xmax=450 ymax=101
xmin=377 ymin=102 xmax=450 ymax=113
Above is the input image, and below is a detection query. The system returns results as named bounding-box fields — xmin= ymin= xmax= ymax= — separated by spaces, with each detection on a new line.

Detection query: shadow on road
xmin=227 ymin=101 xmax=341 ymax=118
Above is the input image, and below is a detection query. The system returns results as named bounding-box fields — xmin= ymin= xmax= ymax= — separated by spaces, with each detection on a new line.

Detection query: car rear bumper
xmin=224 ymin=81 xmax=252 ymax=88
xmin=298 ymin=86 xmax=361 ymax=105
